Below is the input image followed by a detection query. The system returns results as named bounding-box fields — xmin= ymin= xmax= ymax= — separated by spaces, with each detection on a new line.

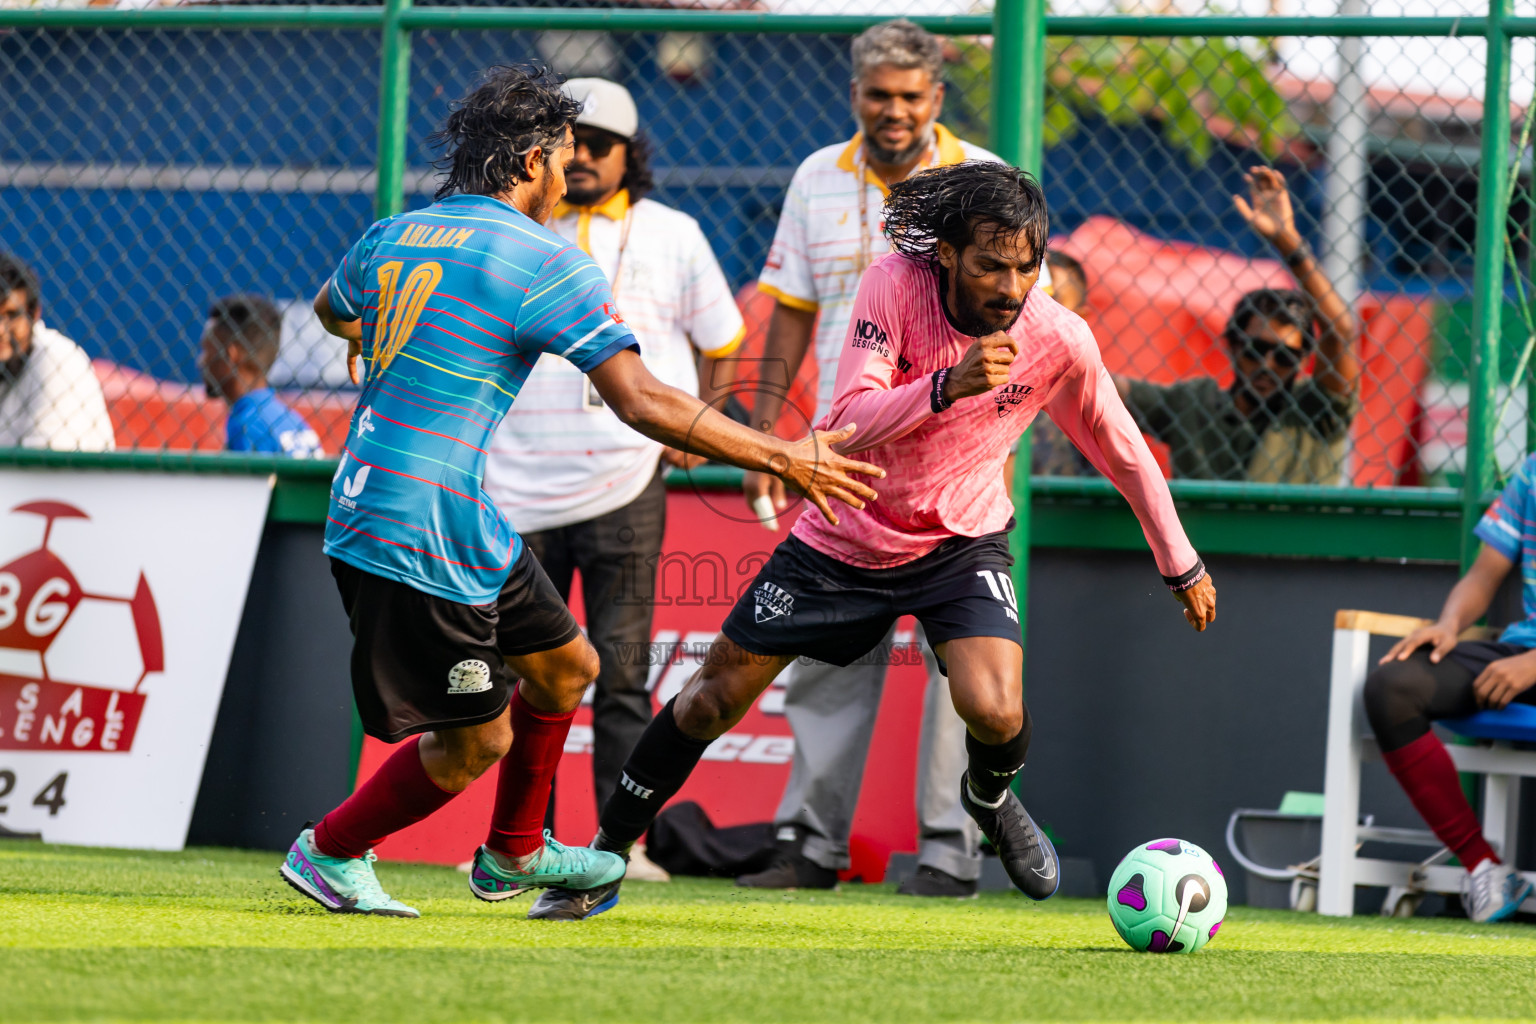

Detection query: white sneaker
xmin=1465 ymin=859 xmax=1533 ymax=923
xmin=625 ymin=842 xmax=671 ymax=883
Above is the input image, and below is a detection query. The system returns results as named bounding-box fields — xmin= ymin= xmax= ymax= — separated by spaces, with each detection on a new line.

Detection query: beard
xmin=943 ymin=268 xmax=1024 ymax=337
xmin=1232 ymin=370 xmax=1295 ymax=423
xmin=563 ymin=164 xmax=611 ymax=207
xmin=863 ymin=123 xmax=935 ymax=167
xmin=0 ymin=349 xmax=28 ymax=387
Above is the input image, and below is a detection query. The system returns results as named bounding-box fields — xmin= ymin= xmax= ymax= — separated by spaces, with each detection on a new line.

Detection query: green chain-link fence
xmin=3 ymin=2 xmax=1536 ymax=558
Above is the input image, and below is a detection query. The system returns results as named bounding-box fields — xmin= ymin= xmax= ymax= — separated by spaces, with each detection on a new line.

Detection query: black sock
xmin=597 ymin=698 xmax=712 ymax=850
xmin=964 ymin=707 xmax=1033 ymax=806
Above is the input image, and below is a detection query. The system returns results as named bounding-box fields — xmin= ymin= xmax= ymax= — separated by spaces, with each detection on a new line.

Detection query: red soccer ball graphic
xmin=0 ymin=502 xmax=162 ymax=753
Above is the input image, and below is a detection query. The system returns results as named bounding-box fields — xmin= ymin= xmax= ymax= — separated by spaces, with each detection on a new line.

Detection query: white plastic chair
xmin=1318 ymin=609 xmax=1536 ymax=917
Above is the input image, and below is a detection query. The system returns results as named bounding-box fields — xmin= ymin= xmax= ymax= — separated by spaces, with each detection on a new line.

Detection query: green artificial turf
xmin=3 ymin=843 xmax=1535 ymax=1023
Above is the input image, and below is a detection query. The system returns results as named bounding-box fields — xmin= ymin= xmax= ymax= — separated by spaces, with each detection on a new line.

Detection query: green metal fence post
xmin=995 ymin=0 xmax=1046 ymax=669
xmin=1528 ymin=165 xmax=1536 ymax=456
xmin=1466 ymin=0 xmax=1513 ymax=567
xmin=375 ymin=0 xmax=413 ymax=220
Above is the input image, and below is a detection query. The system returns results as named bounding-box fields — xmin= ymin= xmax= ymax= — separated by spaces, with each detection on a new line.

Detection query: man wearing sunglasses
xmin=1114 ymin=166 xmax=1359 ymax=484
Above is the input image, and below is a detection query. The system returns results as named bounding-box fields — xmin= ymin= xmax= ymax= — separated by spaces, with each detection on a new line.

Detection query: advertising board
xmin=0 ymin=471 xmax=271 ymax=848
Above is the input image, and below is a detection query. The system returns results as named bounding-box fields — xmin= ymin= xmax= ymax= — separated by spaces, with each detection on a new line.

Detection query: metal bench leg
xmin=1482 ymin=768 xmax=1520 ymax=863
xmin=1320 ymin=627 xmax=1370 ymax=917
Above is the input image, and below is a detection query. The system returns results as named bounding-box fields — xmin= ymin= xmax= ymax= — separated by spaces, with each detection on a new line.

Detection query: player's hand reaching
xmin=1174 ymin=575 xmax=1217 ymax=632
xmin=944 ymin=331 xmax=1018 ymax=403
xmin=1380 ymin=621 xmax=1460 ymax=665
xmin=769 ymin=424 xmax=884 ymax=526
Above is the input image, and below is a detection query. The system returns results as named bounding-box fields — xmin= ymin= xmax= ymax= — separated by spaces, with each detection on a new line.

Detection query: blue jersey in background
xmin=1474 ymin=452 xmax=1536 ymax=648
xmin=323 ymin=193 xmax=638 ymax=603
xmin=227 ymin=388 xmax=323 ymax=457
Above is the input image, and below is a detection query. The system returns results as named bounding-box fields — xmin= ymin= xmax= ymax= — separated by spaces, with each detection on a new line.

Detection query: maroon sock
xmin=1381 ymin=731 xmax=1498 ymax=872
xmin=313 ymin=737 xmax=457 ymax=859
xmin=486 ymin=688 xmax=576 ymax=858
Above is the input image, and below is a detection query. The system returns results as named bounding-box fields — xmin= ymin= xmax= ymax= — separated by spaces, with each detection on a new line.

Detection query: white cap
xmin=564 ymin=78 xmax=639 ymax=140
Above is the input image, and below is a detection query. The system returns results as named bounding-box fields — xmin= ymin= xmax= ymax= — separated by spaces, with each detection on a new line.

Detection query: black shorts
xmin=1447 ymin=640 xmax=1534 ymax=677
xmin=721 ymin=528 xmax=1021 ymax=670
xmin=331 ymin=547 xmax=583 ymax=742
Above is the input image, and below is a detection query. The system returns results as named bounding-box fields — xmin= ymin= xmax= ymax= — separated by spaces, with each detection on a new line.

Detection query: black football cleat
xmin=959 ymin=776 xmax=1059 ymax=900
xmin=526 ymin=878 xmax=622 ymax=921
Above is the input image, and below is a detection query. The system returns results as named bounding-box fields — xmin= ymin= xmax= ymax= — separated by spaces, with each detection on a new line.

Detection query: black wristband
xmin=1164 ymin=559 xmax=1207 ymax=593
xmin=1283 ymin=238 xmax=1315 ymax=270
xmin=931 ymin=368 xmax=954 ymax=414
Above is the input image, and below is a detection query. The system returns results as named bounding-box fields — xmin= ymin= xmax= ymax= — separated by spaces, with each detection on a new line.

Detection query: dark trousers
xmin=519 ymin=468 xmax=667 ymax=813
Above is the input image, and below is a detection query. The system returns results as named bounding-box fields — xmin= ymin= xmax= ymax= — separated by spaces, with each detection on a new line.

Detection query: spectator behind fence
xmin=1027 ymin=250 xmax=1097 ymax=480
xmin=482 ymin=78 xmax=745 ymax=883
xmin=1114 ymin=168 xmax=1359 ymax=484
xmin=200 ymin=294 xmax=323 ymax=457
xmin=0 ymin=253 xmax=114 ymax=452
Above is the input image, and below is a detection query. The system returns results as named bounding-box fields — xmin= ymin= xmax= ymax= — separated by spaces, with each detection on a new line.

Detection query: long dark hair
xmin=621 ymin=132 xmax=656 ymax=204
xmin=884 ymin=161 xmax=1049 ymax=270
xmin=430 ymin=64 xmax=581 ymax=200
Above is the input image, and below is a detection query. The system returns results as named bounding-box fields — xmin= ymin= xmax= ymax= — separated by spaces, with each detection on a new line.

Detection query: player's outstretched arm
xmin=587 ymin=349 xmax=884 ymax=525
xmin=1042 ymin=326 xmax=1215 ymax=631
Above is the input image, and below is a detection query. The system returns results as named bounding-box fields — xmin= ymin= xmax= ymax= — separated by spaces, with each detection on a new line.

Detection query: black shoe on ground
xmin=735 ymin=847 xmax=838 ymax=889
xmin=896 ymin=865 xmax=979 ymax=898
xmin=959 ymin=776 xmax=1059 ymax=900
xmin=526 ymin=877 xmax=623 ymax=921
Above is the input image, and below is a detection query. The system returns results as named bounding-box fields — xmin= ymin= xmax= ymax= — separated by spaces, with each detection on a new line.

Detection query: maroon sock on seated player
xmin=485 ymin=688 xmax=577 ymax=858
xmin=1381 ymin=731 xmax=1498 ymax=872
xmin=313 ymin=737 xmax=458 ymax=860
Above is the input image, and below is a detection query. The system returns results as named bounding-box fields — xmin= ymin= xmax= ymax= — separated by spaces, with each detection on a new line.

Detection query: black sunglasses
xmin=574 ymin=131 xmax=622 ymax=159
xmin=1238 ymin=338 xmax=1307 ymax=370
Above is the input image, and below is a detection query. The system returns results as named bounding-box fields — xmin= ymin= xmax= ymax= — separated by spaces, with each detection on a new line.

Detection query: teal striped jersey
xmin=1475 ymin=453 xmax=1536 ymax=648
xmin=323 ymin=193 xmax=638 ymax=603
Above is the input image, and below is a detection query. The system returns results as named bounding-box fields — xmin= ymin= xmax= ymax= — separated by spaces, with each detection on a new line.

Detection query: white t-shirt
xmin=485 ymin=192 xmax=744 ymax=534
xmin=758 ymin=125 xmax=1049 ymax=422
xmin=0 ymin=321 xmax=115 ymax=451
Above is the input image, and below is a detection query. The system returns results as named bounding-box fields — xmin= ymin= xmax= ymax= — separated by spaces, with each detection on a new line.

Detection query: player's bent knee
xmin=957 ymin=685 xmax=1027 ymax=745
xmin=1362 ymin=659 xmax=1430 ymax=723
xmin=460 ymin=734 xmax=510 ymax=779
xmin=573 ymin=639 xmax=601 ymax=688
xmin=673 ymin=681 xmax=748 ymax=741
xmin=968 ymin=706 xmax=1024 ymax=745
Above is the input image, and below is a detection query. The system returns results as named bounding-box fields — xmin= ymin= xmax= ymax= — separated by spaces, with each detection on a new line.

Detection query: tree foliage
xmin=947 ymin=34 xmax=1299 ymax=165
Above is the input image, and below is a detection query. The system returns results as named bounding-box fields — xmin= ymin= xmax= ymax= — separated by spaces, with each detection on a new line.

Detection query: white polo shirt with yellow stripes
xmin=485 ymin=189 xmax=745 ymax=533
xmin=759 ymin=124 xmax=1048 ymax=423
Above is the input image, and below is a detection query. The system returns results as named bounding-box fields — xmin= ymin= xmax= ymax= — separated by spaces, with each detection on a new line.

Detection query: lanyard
xmin=854 ymin=139 xmax=935 ymax=275
xmin=581 ymin=206 xmax=635 ymax=411
xmin=607 ymin=207 xmax=635 ymax=302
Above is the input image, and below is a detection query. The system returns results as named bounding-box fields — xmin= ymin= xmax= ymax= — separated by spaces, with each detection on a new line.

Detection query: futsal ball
xmin=1106 ymin=838 xmax=1228 ymax=953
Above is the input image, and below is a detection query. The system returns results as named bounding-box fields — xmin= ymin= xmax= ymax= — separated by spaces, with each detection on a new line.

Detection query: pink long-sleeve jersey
xmin=791 ymin=252 xmax=1199 ymax=578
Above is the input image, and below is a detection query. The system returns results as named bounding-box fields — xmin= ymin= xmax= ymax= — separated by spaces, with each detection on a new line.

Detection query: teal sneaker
xmin=1466 ymin=858 xmax=1534 ymax=923
xmin=468 ymin=830 xmax=627 ymax=903
xmin=280 ymin=828 xmax=420 ymax=918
